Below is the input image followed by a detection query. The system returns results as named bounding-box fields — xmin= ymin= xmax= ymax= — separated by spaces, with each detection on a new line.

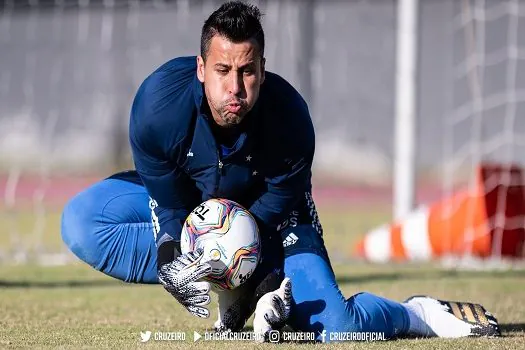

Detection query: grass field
xmin=1 ymin=204 xmax=524 ymax=349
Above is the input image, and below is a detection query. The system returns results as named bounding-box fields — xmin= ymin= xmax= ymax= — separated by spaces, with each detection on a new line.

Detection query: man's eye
xmin=217 ymin=69 xmax=228 ymax=74
xmin=243 ymin=70 xmax=254 ymax=75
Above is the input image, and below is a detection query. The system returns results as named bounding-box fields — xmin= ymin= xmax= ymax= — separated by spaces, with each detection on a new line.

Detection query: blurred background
xmin=1 ymin=0 xmax=525 ymax=265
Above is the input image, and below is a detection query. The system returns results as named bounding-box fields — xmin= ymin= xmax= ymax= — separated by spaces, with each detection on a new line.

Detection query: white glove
xmin=253 ymin=277 xmax=292 ymax=342
xmin=158 ymin=248 xmax=212 ymax=318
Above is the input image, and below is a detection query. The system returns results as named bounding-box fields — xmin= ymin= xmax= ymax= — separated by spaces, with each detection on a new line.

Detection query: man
xmin=61 ymin=1 xmax=500 ymax=342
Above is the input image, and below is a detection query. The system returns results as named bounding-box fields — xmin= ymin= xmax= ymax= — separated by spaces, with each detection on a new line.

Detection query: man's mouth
xmin=225 ymin=103 xmax=242 ymax=113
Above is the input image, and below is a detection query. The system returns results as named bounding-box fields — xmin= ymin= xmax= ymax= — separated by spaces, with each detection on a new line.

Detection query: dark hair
xmin=200 ymin=1 xmax=264 ymax=61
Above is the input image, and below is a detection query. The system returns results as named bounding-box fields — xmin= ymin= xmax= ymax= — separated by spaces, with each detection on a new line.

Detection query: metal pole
xmin=394 ymin=0 xmax=419 ymax=219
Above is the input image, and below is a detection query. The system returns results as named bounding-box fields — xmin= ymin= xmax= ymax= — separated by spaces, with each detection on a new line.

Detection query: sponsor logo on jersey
xmin=283 ymin=233 xmax=299 ymax=247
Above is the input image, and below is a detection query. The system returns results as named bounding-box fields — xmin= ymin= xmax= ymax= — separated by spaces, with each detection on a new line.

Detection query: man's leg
xmin=61 ymin=171 xmax=159 ymax=284
xmin=279 ymin=193 xmax=409 ymax=341
xmin=284 ymin=253 xmax=409 ymax=339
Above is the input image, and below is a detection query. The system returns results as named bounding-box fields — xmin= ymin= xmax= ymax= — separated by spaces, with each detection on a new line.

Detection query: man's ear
xmin=197 ymin=55 xmax=205 ymax=83
xmin=260 ymin=57 xmax=266 ymax=84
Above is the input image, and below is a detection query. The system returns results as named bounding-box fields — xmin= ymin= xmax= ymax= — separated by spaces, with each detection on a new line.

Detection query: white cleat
xmin=404 ymin=295 xmax=501 ymax=338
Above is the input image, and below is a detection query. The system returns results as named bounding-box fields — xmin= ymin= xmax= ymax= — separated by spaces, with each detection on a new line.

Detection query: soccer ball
xmin=180 ymin=198 xmax=261 ymax=291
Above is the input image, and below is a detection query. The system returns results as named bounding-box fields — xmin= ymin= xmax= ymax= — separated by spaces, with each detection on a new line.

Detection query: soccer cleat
xmin=404 ymin=295 xmax=501 ymax=338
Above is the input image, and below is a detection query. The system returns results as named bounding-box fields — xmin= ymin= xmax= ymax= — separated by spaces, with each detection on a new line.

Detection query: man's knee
xmin=61 ymin=189 xmax=104 ymax=268
xmin=61 ymin=178 xmax=158 ymax=284
xmin=346 ymin=291 xmax=410 ymax=337
xmin=60 ymin=178 xmax=128 ymax=268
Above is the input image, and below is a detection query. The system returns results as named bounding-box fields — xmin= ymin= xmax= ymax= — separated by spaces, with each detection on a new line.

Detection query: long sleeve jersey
xmin=128 ymin=56 xmax=315 ymax=267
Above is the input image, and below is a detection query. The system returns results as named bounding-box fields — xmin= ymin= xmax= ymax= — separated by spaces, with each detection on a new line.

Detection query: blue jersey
xmin=128 ymin=56 xmax=314 ymax=265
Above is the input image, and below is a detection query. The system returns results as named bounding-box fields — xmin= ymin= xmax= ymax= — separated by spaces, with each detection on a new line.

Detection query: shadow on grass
xmin=2 ymin=269 xmax=524 ymax=290
xmin=0 ymin=279 xmax=124 ymax=288
xmin=335 ymin=269 xmax=525 ymax=284
xmin=501 ymin=323 xmax=525 ymax=335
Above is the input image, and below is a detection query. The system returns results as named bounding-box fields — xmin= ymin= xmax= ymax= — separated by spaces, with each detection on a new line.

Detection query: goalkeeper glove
xmin=253 ymin=277 xmax=292 ymax=342
xmin=214 ymin=266 xmax=286 ymax=332
xmin=158 ymin=248 xmax=212 ymax=318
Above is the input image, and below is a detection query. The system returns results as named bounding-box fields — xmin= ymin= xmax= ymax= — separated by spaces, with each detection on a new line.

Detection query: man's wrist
xmin=157 ymin=240 xmax=181 ymax=269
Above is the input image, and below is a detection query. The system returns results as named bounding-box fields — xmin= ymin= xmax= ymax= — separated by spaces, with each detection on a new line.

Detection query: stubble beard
xmin=215 ymin=100 xmax=249 ymax=128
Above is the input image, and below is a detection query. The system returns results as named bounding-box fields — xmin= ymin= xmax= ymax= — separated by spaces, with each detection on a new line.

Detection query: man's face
xmin=197 ymin=35 xmax=265 ymax=128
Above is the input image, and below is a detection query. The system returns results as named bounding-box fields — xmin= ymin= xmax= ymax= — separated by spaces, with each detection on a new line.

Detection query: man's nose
xmin=228 ymin=73 xmax=243 ymax=96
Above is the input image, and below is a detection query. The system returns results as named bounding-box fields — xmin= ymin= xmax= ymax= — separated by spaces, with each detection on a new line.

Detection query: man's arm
xmin=130 ymin=123 xmax=190 ymax=267
xmin=249 ymin=94 xmax=315 ymax=230
xmin=129 ymin=71 xmax=213 ymax=318
xmin=129 ymin=77 xmax=193 ymax=268
xmin=249 ymin=151 xmax=313 ymax=229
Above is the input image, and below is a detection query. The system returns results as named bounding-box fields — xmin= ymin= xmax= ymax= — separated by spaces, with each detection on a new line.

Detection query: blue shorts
xmin=61 ymin=172 xmax=409 ymax=341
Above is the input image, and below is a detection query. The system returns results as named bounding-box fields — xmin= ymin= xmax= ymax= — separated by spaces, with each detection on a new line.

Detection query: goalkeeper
xmin=61 ymin=1 xmax=500 ymax=342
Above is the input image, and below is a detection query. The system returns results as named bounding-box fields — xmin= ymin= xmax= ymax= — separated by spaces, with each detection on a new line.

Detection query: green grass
xmin=1 ymin=263 xmax=524 ymax=349
xmin=0 ymin=204 xmax=524 ymax=348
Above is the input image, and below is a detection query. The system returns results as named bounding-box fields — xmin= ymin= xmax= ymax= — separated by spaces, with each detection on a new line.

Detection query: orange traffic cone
xmin=355 ymin=163 xmax=525 ymax=262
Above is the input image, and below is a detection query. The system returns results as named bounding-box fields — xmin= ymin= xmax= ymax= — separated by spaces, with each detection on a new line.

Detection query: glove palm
xmin=158 ymin=248 xmax=212 ymax=318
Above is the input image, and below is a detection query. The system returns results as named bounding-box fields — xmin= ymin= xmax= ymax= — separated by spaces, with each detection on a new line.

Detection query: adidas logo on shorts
xmin=283 ymin=233 xmax=299 ymax=247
